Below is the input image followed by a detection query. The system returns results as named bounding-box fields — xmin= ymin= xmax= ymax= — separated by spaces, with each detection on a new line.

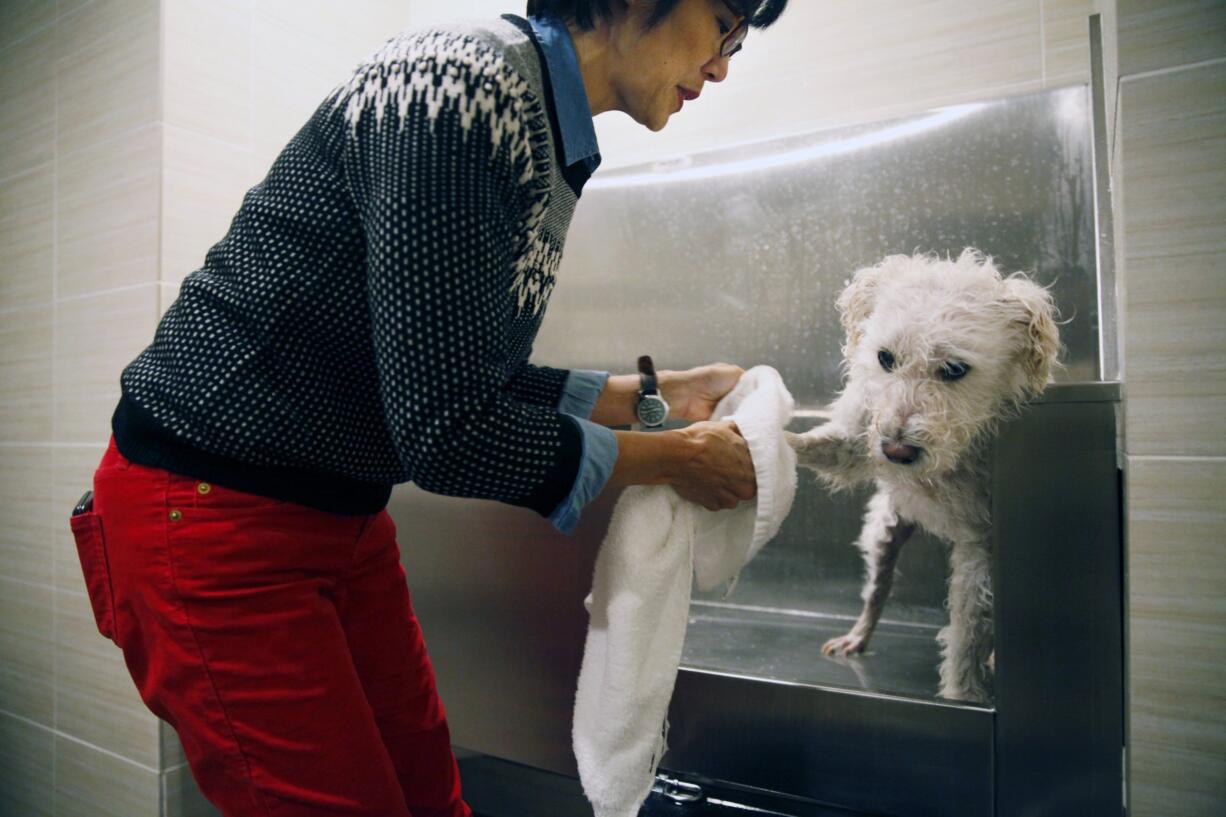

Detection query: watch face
xmin=637 ymin=395 xmax=668 ymax=427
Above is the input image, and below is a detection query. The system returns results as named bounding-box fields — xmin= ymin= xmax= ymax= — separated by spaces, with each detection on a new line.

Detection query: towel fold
xmin=572 ymin=366 xmax=797 ymax=817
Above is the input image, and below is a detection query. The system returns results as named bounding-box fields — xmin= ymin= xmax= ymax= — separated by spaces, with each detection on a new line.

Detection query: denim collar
xmin=527 ymin=13 xmax=601 ymax=174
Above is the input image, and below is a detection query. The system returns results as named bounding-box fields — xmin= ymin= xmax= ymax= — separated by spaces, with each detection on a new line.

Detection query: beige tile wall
xmin=0 ymin=1 xmax=57 ymax=52
xmin=1118 ymin=0 xmax=1226 ymax=76
xmin=1119 ymin=61 xmax=1226 ymax=457
xmin=56 ymin=127 xmax=161 ymax=301
xmin=0 ymin=161 xmax=55 ymax=311
xmin=0 ymin=0 xmax=167 ymax=813
xmin=55 ymin=0 xmax=159 ymax=159
xmin=0 ymin=27 xmax=56 ymax=197
xmin=0 ymin=305 xmax=54 ymax=441
xmin=0 ymin=710 xmax=54 ymax=817
xmin=54 ymin=735 xmax=161 ymax=817
xmin=0 ymin=577 xmax=55 ymax=726
xmin=1127 ymin=459 xmax=1226 ymax=815
xmin=0 ymin=446 xmax=54 ymax=586
xmin=54 ymin=286 xmax=160 ymax=443
xmin=1116 ymin=0 xmax=1226 ymax=811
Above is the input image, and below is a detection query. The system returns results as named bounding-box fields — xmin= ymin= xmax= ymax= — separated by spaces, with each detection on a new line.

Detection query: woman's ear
xmin=1000 ymin=274 xmax=1060 ymax=396
xmin=836 ymin=261 xmax=885 ymax=349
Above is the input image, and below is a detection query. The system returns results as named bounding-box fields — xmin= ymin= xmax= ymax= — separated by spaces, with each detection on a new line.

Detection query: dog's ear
xmin=837 ymin=262 xmax=884 ymax=348
xmin=1000 ymin=275 xmax=1060 ymax=396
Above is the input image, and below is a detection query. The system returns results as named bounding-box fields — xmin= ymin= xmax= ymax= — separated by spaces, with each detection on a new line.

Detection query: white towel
xmin=572 ymin=366 xmax=797 ymax=817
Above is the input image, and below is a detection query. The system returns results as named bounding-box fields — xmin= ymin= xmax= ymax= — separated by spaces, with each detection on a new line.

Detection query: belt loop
xmin=346 ymin=512 xmax=378 ymax=573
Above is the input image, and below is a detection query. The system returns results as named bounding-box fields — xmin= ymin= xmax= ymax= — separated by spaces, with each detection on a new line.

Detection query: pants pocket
xmin=70 ymin=510 xmax=118 ymax=642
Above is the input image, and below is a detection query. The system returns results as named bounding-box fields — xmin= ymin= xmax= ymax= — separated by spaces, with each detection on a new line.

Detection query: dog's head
xmin=837 ymin=249 xmax=1059 ymax=478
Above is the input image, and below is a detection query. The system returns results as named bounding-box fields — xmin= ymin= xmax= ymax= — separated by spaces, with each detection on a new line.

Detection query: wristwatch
xmin=635 ymin=355 xmax=670 ymax=429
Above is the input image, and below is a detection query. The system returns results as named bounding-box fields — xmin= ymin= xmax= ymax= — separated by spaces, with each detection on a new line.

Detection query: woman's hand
xmin=669 ymin=419 xmax=756 ymax=511
xmin=661 ymin=363 xmax=745 ymax=422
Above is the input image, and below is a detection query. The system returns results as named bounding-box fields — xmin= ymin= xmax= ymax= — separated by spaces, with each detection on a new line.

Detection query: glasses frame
xmin=719 ymin=0 xmax=749 ymax=59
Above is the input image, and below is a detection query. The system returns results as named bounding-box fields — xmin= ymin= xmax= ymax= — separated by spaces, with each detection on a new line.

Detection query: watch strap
xmin=637 ymin=355 xmax=659 ymax=395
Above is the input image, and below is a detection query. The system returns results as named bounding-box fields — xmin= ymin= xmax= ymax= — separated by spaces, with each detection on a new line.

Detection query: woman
xmin=71 ymin=1 xmax=789 ymax=814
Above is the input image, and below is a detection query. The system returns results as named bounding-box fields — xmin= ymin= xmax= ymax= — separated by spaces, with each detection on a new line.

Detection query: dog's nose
xmin=881 ymin=441 xmax=921 ymax=464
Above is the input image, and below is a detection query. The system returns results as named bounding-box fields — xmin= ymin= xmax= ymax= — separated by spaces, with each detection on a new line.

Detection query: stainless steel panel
xmin=682 ymin=601 xmax=946 ymax=703
xmin=388 ymin=485 xmax=606 ymax=775
xmin=664 ymin=670 xmax=994 ymax=817
xmin=1090 ymin=15 xmax=1121 ymax=382
xmin=455 ymin=751 xmax=871 ymax=816
xmin=992 ymin=388 xmax=1124 ymax=816
xmin=537 ymin=85 xmax=1101 ymax=398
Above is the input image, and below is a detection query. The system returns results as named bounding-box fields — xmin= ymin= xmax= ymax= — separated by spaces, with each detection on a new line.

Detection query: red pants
xmin=71 ymin=439 xmax=471 ymax=817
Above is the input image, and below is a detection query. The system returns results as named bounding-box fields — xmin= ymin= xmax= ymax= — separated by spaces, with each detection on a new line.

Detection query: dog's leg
xmin=786 ymin=422 xmax=873 ymax=490
xmin=822 ymin=490 xmax=915 ymax=657
xmin=937 ymin=539 xmax=994 ymax=703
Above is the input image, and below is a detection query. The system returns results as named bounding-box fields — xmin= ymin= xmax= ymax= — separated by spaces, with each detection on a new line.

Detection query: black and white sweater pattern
xmin=114 ymin=19 xmax=585 ymax=516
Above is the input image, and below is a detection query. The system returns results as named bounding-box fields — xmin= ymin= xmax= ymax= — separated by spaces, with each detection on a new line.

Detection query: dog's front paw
xmin=788 ymin=426 xmax=871 ymax=488
xmin=821 ymin=632 xmax=868 ymax=657
xmin=788 ymin=426 xmax=851 ymax=465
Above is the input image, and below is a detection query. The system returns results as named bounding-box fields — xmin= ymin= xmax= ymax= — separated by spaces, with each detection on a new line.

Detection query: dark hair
xmin=526 ymin=0 xmax=789 ymax=32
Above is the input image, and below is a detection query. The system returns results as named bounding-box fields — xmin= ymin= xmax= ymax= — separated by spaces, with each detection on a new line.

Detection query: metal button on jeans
xmin=169 ymin=510 xmax=183 ymax=522
xmin=197 ymin=482 xmax=211 ymax=495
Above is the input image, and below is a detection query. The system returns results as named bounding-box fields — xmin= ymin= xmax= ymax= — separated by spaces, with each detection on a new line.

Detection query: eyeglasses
xmin=719 ymin=0 xmax=749 ymax=59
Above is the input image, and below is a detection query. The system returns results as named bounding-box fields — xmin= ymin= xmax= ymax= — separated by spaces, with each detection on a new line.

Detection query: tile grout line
xmin=164 ymin=119 xmax=254 ymax=155
xmin=157 ymin=0 xmax=166 ymax=309
xmin=52 ymin=8 xmax=62 ymax=803
xmin=0 ymin=706 xmax=161 ymax=776
xmin=0 ymin=157 xmax=55 ymax=190
xmin=55 ymin=120 xmax=162 ymax=183
xmin=0 ymin=573 xmax=74 ymax=596
xmin=1127 ymin=454 xmax=1226 ymax=463
xmin=0 ymin=15 xmax=56 ymax=56
xmin=1110 ymin=74 xmax=1121 ymax=174
xmin=1037 ymin=0 xmax=1046 ymax=87
xmin=1119 ymin=54 xmax=1226 ymax=84
xmin=56 ymin=0 xmax=94 ymax=25
xmin=157 ymin=3 xmax=167 ymax=800
xmin=56 ymin=281 xmax=161 ymax=305
xmin=0 ymin=441 xmax=109 ymax=448
xmin=0 ymin=300 xmax=55 ymax=318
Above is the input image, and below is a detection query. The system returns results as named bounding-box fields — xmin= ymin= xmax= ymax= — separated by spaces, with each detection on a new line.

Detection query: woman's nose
xmin=703 ymin=54 xmax=730 ymax=83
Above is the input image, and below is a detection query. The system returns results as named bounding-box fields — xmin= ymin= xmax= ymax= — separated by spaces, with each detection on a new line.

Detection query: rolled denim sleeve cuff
xmin=548 ymin=417 xmax=618 ymax=535
xmin=558 ymin=369 xmax=608 ymax=419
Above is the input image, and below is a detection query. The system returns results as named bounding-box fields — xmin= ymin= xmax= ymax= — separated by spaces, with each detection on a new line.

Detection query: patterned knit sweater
xmin=113 ymin=17 xmax=588 ymax=517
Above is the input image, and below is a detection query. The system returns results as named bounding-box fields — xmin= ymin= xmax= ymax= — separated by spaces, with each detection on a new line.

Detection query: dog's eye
xmin=878 ymin=350 xmax=896 ymax=372
xmin=939 ymin=361 xmax=971 ymax=381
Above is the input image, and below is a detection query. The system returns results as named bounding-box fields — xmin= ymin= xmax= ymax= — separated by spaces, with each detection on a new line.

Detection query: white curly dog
xmin=787 ymin=250 xmax=1059 ymax=703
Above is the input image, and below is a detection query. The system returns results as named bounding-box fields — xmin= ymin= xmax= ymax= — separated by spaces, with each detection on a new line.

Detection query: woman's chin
xmin=646 ymin=108 xmax=672 ymax=131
